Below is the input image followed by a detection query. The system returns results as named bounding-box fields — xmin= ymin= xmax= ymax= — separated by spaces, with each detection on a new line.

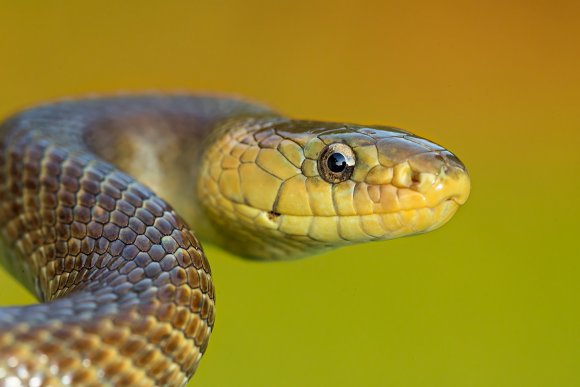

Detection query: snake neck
xmin=48 ymin=95 xmax=277 ymax=252
xmin=195 ymin=116 xmax=298 ymax=258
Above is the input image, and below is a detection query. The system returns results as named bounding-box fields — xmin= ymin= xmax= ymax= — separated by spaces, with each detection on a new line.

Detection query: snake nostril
xmin=411 ymin=171 xmax=421 ymax=184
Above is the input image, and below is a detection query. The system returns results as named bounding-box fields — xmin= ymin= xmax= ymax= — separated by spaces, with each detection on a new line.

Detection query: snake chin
xmin=200 ymin=198 xmax=463 ymax=260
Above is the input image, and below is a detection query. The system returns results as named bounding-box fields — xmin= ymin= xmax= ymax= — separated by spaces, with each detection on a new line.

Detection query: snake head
xmin=198 ymin=117 xmax=470 ymax=259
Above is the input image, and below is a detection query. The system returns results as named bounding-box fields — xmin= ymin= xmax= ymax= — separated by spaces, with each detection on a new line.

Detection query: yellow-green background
xmin=0 ymin=1 xmax=578 ymax=386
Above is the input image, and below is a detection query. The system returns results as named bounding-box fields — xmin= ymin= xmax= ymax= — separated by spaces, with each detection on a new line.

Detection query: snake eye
xmin=318 ymin=143 xmax=356 ymax=183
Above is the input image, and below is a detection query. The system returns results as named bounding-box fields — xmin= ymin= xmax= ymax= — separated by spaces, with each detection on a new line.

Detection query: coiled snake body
xmin=0 ymin=95 xmax=470 ymax=386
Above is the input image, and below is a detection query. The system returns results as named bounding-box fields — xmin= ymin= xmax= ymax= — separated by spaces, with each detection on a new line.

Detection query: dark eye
xmin=327 ymin=152 xmax=347 ymax=172
xmin=318 ymin=143 xmax=356 ymax=183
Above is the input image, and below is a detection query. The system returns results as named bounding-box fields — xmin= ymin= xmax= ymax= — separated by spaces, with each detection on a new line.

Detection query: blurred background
xmin=0 ymin=1 xmax=578 ymax=386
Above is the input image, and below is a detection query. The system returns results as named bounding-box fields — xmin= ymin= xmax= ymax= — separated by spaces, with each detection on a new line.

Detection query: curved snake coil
xmin=0 ymin=95 xmax=470 ymax=386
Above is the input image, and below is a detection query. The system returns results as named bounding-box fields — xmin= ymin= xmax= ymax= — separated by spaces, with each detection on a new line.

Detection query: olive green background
xmin=0 ymin=1 xmax=578 ymax=386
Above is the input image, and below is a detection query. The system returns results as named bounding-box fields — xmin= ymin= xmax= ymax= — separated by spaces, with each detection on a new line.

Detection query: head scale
xmin=197 ymin=117 xmax=470 ymax=259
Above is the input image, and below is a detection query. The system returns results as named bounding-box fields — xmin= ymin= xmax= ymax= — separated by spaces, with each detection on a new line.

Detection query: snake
xmin=0 ymin=94 xmax=470 ymax=386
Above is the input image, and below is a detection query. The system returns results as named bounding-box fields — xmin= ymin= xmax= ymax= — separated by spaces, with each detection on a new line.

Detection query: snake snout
xmin=407 ymin=149 xmax=471 ymax=208
xmin=441 ymin=155 xmax=470 ymax=206
xmin=366 ymin=142 xmax=471 ymax=237
xmin=373 ymin=134 xmax=470 ymax=210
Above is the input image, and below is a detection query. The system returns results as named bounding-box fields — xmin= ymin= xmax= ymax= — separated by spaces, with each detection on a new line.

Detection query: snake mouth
xmin=265 ymin=196 xmax=463 ymax=244
xmin=266 ymin=167 xmax=470 ymax=243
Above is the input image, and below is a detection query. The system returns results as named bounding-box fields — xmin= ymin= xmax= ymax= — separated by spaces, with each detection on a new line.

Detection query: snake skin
xmin=0 ymin=96 xmax=271 ymax=386
xmin=0 ymin=95 xmax=470 ymax=386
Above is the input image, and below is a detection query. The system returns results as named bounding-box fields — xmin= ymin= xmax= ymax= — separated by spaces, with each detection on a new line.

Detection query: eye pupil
xmin=327 ymin=153 xmax=347 ymax=172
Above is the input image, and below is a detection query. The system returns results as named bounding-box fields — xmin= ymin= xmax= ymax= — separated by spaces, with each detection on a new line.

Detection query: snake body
xmin=0 ymin=95 xmax=470 ymax=386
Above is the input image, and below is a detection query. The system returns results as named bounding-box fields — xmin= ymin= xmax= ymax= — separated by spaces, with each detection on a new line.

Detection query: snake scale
xmin=0 ymin=95 xmax=470 ymax=386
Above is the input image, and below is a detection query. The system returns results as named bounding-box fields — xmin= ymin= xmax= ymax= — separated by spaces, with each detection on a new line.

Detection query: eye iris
xmin=327 ymin=152 xmax=347 ymax=172
xmin=317 ymin=143 xmax=356 ymax=183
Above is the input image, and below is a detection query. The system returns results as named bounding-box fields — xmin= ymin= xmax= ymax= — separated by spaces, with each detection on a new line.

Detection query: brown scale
xmin=0 ymin=96 xmax=260 ymax=386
